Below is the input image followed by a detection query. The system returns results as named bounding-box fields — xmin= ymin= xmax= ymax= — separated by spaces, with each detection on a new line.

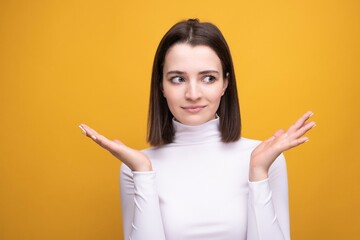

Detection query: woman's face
xmin=162 ymin=43 xmax=228 ymax=126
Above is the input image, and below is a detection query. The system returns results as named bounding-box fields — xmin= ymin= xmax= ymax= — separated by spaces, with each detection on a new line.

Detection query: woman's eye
xmin=203 ymin=75 xmax=216 ymax=83
xmin=170 ymin=76 xmax=184 ymax=84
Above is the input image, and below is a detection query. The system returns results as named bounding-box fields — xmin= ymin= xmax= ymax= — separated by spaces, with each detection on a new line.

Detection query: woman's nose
xmin=185 ymin=81 xmax=202 ymax=101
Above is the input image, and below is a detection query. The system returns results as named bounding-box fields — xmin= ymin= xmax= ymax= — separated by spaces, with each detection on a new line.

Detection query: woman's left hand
xmin=249 ymin=111 xmax=316 ymax=181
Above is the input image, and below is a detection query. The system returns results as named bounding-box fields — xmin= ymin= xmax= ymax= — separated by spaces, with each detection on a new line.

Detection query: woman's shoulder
xmin=227 ymin=137 xmax=261 ymax=150
xmin=141 ymin=145 xmax=160 ymax=154
xmin=238 ymin=137 xmax=261 ymax=145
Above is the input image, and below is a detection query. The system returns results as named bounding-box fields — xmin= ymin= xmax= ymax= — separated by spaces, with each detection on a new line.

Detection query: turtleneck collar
xmin=172 ymin=117 xmax=221 ymax=145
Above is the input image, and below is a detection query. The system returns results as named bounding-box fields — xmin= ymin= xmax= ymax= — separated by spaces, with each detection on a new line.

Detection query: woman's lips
xmin=182 ymin=105 xmax=206 ymax=113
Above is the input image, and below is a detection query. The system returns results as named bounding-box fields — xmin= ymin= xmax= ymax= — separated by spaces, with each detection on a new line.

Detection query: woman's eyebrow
xmin=199 ymin=70 xmax=219 ymax=75
xmin=166 ymin=70 xmax=220 ymax=75
xmin=166 ymin=70 xmax=185 ymax=75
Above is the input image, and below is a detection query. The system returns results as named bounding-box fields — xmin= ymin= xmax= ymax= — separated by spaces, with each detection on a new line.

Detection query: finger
xmin=288 ymin=111 xmax=314 ymax=133
xmin=79 ymin=123 xmax=99 ymax=140
xmin=114 ymin=139 xmax=125 ymax=146
xmin=288 ymin=136 xmax=309 ymax=148
xmin=291 ymin=121 xmax=316 ymax=139
xmin=289 ymin=111 xmax=313 ymax=131
xmin=273 ymin=129 xmax=285 ymax=138
xmin=92 ymin=133 xmax=128 ymax=155
xmin=79 ymin=124 xmax=122 ymax=152
xmin=79 ymin=125 xmax=87 ymax=136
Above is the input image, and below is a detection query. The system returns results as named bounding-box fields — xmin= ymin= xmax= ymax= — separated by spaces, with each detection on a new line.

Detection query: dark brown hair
xmin=147 ymin=19 xmax=241 ymax=146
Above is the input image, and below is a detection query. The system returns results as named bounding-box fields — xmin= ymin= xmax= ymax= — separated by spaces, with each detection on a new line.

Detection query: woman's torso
xmin=143 ymin=135 xmax=259 ymax=240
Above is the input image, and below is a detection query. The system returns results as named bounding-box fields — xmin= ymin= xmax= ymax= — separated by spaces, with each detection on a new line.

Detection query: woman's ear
xmin=222 ymin=72 xmax=229 ymax=95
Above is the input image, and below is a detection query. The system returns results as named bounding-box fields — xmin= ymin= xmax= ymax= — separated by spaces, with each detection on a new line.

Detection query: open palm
xmin=249 ymin=111 xmax=316 ymax=181
xmin=79 ymin=124 xmax=152 ymax=172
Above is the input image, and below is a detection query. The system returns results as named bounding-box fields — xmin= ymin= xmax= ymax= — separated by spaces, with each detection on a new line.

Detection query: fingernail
xmin=79 ymin=125 xmax=87 ymax=135
xmin=309 ymin=111 xmax=314 ymax=117
xmin=91 ymin=135 xmax=97 ymax=140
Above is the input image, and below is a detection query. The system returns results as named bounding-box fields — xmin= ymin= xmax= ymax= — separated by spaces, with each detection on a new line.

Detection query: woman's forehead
xmin=163 ymin=43 xmax=222 ymax=73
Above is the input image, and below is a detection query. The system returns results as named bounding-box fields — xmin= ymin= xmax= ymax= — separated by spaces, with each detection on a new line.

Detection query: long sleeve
xmin=118 ymin=119 xmax=291 ymax=240
xmin=120 ymin=164 xmax=166 ymax=240
xmin=247 ymin=154 xmax=290 ymax=240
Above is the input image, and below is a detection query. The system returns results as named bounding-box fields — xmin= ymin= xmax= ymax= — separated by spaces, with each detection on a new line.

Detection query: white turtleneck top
xmin=120 ymin=118 xmax=290 ymax=240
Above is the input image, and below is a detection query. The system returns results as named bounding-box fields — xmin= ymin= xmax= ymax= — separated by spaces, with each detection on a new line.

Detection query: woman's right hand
xmin=79 ymin=124 xmax=152 ymax=172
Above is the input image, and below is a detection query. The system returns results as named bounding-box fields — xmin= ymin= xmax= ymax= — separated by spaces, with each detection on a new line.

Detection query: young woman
xmin=79 ymin=19 xmax=315 ymax=240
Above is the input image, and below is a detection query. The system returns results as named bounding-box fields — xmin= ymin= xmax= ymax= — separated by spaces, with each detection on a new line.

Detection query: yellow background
xmin=1 ymin=0 xmax=359 ymax=239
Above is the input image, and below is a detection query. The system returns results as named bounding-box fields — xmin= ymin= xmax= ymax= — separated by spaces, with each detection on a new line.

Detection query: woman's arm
xmin=247 ymin=154 xmax=290 ymax=240
xmin=120 ymin=164 xmax=166 ymax=239
xmin=79 ymin=124 xmax=166 ymax=239
xmin=247 ymin=111 xmax=315 ymax=239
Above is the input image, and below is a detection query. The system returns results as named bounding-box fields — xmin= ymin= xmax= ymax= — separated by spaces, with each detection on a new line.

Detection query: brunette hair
xmin=147 ymin=19 xmax=241 ymax=146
